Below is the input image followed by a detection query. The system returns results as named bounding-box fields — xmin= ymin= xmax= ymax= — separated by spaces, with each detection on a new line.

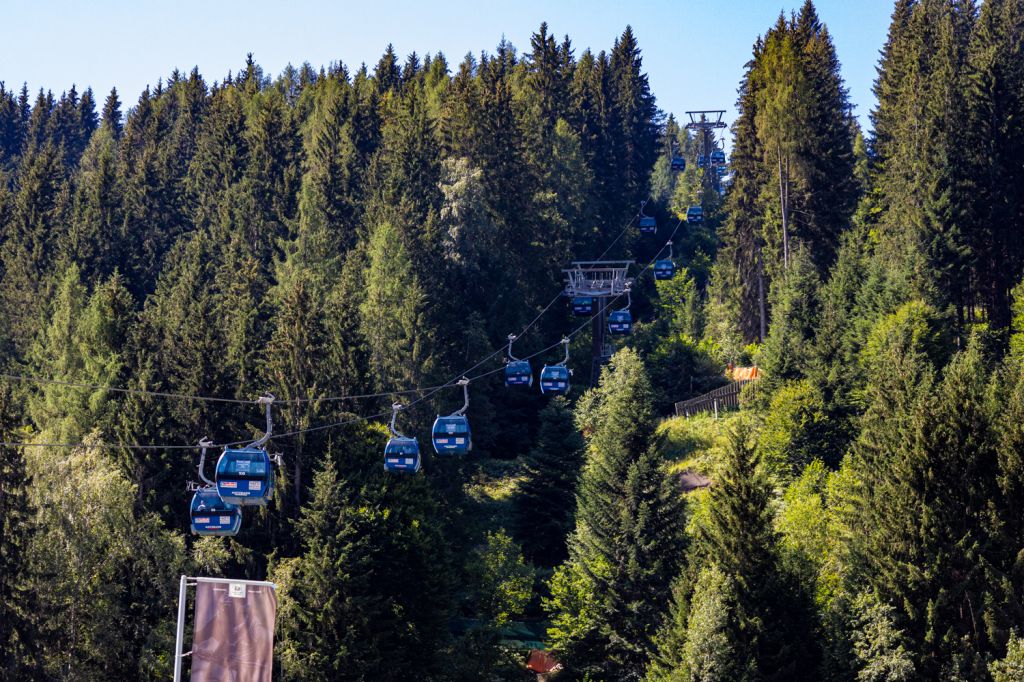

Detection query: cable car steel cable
xmin=0 ymin=204 xmax=647 ymax=413
xmin=0 ymin=371 xmax=454 ymax=407
xmin=3 ymin=216 xmax=685 ymax=453
xmin=4 ymin=216 xmax=683 ymax=453
xmin=595 ymin=202 xmax=647 ymax=261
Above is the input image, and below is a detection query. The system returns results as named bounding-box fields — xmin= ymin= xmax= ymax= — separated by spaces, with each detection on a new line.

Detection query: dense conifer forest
xmin=3 ymin=1 xmax=1024 ymax=679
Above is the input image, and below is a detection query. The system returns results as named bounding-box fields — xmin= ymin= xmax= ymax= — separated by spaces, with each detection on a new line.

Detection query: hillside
xmin=3 ymin=2 xmax=1024 ymax=681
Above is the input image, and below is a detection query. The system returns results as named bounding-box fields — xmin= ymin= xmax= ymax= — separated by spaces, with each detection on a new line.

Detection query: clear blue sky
xmin=3 ymin=0 xmax=893 ymax=137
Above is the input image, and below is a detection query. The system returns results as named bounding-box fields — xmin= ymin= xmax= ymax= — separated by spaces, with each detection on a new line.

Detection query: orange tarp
xmin=729 ymin=366 xmax=760 ymax=382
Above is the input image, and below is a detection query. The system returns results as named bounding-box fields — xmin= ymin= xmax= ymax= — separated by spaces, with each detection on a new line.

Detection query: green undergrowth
xmin=462 ymin=457 xmax=529 ymax=536
xmin=657 ymin=411 xmax=743 ymax=477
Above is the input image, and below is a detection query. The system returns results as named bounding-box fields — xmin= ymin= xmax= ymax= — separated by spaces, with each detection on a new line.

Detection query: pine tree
xmin=755 ymin=16 xmax=806 ymax=274
xmin=710 ymin=40 xmax=766 ymax=345
xmin=609 ymin=26 xmax=659 ymax=211
xmin=696 ymin=422 xmax=819 ymax=681
xmin=0 ymin=386 xmax=39 ymax=680
xmin=548 ymin=349 xmax=685 ymax=680
xmin=0 ymin=137 xmax=69 ymax=353
xmin=965 ymin=0 xmax=1024 ymax=329
xmin=291 ymin=75 xmax=359 ymax=276
xmin=274 ymin=424 xmax=453 ymax=681
xmin=647 ymin=566 xmax=743 ymax=682
xmin=100 ymin=87 xmax=122 ymax=138
xmin=359 ymin=217 xmax=428 ymax=393
xmin=374 ymin=44 xmax=402 ymax=94
xmin=846 ymin=310 xmax=1000 ymax=676
xmin=26 ymin=266 xmax=130 ymax=445
xmin=869 ymin=0 xmax=975 ymax=322
xmin=62 ymin=124 xmax=122 ymax=282
xmin=513 ymin=396 xmax=585 ymax=566
xmin=603 ymin=448 xmax=687 ymax=677
xmin=759 ymin=247 xmax=822 ymax=391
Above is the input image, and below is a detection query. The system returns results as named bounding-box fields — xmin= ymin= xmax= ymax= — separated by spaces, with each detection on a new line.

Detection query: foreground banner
xmin=190 ymin=579 xmax=277 ymax=682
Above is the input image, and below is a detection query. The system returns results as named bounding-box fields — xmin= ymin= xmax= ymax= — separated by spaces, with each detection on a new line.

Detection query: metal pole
xmin=174 ymin=575 xmax=188 ymax=682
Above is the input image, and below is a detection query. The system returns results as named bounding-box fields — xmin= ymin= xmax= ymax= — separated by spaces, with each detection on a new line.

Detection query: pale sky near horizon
xmin=2 ymin=0 xmax=894 ymax=138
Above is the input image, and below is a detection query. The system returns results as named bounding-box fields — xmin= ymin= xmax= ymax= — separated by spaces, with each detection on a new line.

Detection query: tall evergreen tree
xmin=548 ymin=349 xmax=686 ymax=680
xmin=965 ymin=0 xmax=1024 ymax=329
xmin=513 ymin=396 xmax=585 ymax=566
xmin=695 ymin=422 xmax=819 ymax=681
xmin=274 ymin=423 xmax=453 ymax=681
xmin=0 ymin=386 xmax=39 ymax=680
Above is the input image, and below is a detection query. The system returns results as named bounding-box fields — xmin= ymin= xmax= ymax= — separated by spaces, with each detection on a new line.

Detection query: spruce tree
xmin=965 ymin=0 xmax=1024 ymax=329
xmin=513 ymin=396 xmax=585 ymax=567
xmin=697 ymin=422 xmax=819 ymax=681
xmin=100 ymin=87 xmax=122 ymax=138
xmin=0 ymin=386 xmax=39 ymax=680
xmin=548 ymin=349 xmax=686 ymax=680
xmin=603 ymin=448 xmax=687 ymax=677
xmin=62 ymin=124 xmax=122 ymax=282
xmin=274 ymin=423 xmax=454 ymax=681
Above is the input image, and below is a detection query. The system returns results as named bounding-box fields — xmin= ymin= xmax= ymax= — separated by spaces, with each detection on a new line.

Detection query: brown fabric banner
xmin=191 ymin=581 xmax=277 ymax=681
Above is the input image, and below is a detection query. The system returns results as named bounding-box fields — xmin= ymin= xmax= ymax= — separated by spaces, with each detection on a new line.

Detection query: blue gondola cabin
xmin=711 ymin=150 xmax=726 ymax=165
xmin=432 ymin=415 xmax=472 ymax=455
xmin=540 ymin=365 xmax=570 ymax=395
xmin=190 ymin=486 xmax=242 ymax=537
xmin=608 ymin=310 xmax=633 ymax=335
xmin=654 ymin=259 xmax=676 ymax=280
xmin=572 ymin=296 xmax=594 ymax=315
xmin=687 ymin=206 xmax=703 ymax=224
xmin=639 ymin=216 xmax=657 ymax=234
xmin=670 ymin=156 xmax=686 ymax=172
xmin=215 ymin=447 xmax=274 ymax=506
xmin=505 ymin=359 xmax=533 ymax=387
xmin=384 ymin=437 xmax=421 ymax=473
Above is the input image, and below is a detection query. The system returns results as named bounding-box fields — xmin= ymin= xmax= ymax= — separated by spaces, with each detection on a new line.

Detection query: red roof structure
xmin=526 ymin=649 xmax=562 ymax=675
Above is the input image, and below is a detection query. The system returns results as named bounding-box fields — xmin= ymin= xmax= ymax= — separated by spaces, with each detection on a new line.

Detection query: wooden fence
xmin=674 ymin=380 xmax=755 ymax=418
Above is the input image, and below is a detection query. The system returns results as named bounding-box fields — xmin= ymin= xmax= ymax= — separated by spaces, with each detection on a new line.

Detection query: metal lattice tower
xmin=562 ymin=260 xmax=634 ymax=384
xmin=685 ymin=110 xmax=727 ymax=194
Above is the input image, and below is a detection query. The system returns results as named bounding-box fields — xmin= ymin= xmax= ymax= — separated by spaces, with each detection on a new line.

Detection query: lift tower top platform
xmin=684 ymin=110 xmax=727 ymax=130
xmin=561 ymin=260 xmax=634 ymax=385
xmin=562 ymin=260 xmax=634 ymax=298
